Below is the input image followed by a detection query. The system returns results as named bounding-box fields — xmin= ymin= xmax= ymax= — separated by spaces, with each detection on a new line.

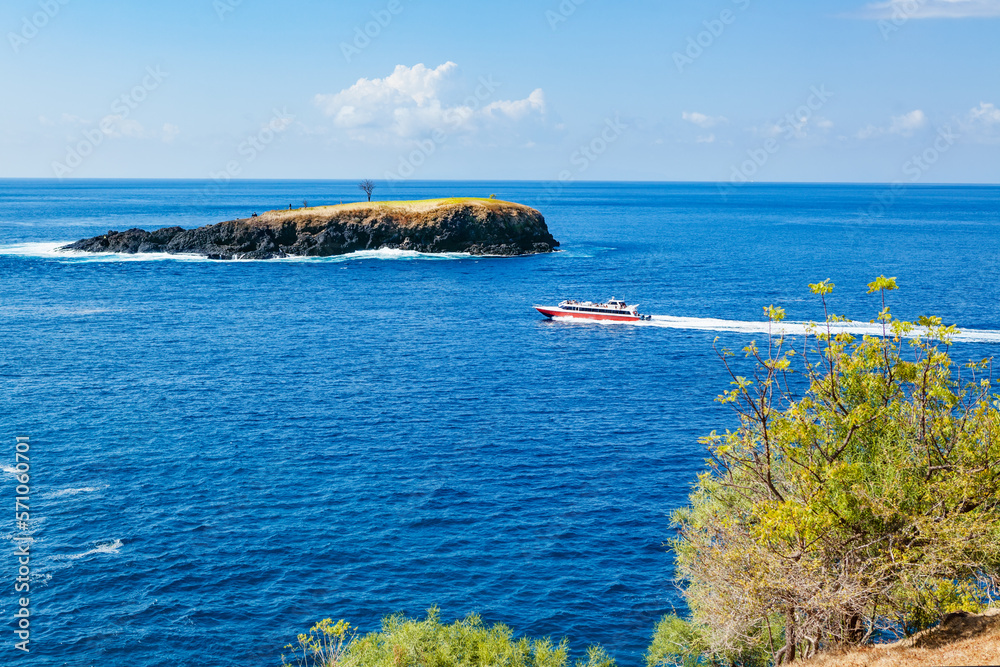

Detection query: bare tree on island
xmin=358 ymin=179 xmax=375 ymax=202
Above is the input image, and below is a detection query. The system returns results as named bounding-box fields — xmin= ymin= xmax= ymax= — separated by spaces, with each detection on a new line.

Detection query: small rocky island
xmin=63 ymin=198 xmax=559 ymax=260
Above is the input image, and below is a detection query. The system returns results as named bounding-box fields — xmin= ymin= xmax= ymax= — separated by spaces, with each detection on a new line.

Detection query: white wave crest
xmin=552 ymin=247 xmax=614 ymax=258
xmin=50 ymin=485 xmax=109 ymax=498
xmin=55 ymin=539 xmax=123 ymax=561
xmin=0 ymin=305 xmax=117 ymax=318
xmin=31 ymin=572 xmax=53 ymax=585
xmin=263 ymin=248 xmax=472 ymax=262
xmin=0 ymin=242 xmax=70 ymax=257
xmin=639 ymin=315 xmax=1000 ymax=344
xmin=0 ymin=243 xmax=471 ymax=263
xmin=0 ymin=242 xmax=214 ymax=262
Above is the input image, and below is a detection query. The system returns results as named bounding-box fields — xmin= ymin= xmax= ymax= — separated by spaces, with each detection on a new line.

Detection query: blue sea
xmin=1 ymin=180 xmax=999 ymax=666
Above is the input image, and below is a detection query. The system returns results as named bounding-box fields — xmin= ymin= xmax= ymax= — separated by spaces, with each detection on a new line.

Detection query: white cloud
xmin=315 ymin=62 xmax=546 ymax=142
xmin=60 ymin=113 xmax=89 ymax=126
xmin=858 ymin=110 xmax=928 ymax=139
xmin=857 ymin=0 xmax=1000 ymax=18
xmin=39 ymin=113 xmax=88 ymax=127
xmin=756 ymin=123 xmax=784 ymax=139
xmin=752 ymin=115 xmax=833 ymax=141
xmin=969 ymin=102 xmax=1000 ymax=125
xmin=695 ymin=134 xmax=716 ymax=143
xmin=960 ymin=102 xmax=1000 ymax=143
xmin=483 ymin=89 xmax=546 ymax=121
xmin=39 ymin=111 xmax=158 ymax=142
xmin=99 ymin=115 xmax=145 ymax=138
xmin=682 ymin=111 xmax=727 ymax=129
xmin=889 ymin=109 xmax=928 ymax=135
xmin=856 ymin=124 xmax=881 ymax=140
xmin=161 ymin=123 xmax=180 ymax=143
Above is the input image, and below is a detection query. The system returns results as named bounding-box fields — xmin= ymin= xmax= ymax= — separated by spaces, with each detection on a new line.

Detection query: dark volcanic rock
xmin=62 ymin=199 xmax=559 ymax=260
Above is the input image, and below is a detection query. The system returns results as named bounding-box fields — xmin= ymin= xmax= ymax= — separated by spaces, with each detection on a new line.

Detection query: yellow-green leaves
xmin=285 ymin=608 xmax=603 ymax=667
xmin=645 ymin=615 xmax=710 ymax=667
xmin=867 ymin=275 xmax=898 ymax=294
xmin=764 ymin=305 xmax=786 ymax=323
xmin=809 ymin=279 xmax=835 ymax=296
xmin=282 ymin=618 xmax=354 ymax=667
xmin=764 ymin=356 xmax=792 ymax=372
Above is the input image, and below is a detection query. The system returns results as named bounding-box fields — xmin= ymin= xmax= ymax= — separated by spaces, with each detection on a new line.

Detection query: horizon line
xmin=0 ymin=178 xmax=998 ymax=187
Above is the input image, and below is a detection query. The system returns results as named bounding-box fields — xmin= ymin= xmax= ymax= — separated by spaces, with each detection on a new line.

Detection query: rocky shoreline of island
xmin=62 ymin=198 xmax=559 ymax=260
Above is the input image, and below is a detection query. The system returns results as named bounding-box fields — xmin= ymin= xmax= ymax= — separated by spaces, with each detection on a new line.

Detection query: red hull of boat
xmin=535 ymin=307 xmax=640 ymax=322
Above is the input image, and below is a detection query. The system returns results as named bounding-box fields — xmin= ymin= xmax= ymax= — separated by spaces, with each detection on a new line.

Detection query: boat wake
xmin=639 ymin=315 xmax=1000 ymax=344
xmin=0 ymin=242 xmax=473 ymax=263
xmin=548 ymin=314 xmax=1000 ymax=343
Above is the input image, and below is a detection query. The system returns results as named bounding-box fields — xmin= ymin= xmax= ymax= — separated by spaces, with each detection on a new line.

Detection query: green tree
xmin=668 ymin=278 xmax=1000 ymax=664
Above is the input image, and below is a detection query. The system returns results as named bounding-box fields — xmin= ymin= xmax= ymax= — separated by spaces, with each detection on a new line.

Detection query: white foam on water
xmin=548 ymin=314 xmax=1000 ymax=343
xmin=50 ymin=485 xmax=109 ymax=498
xmin=549 ymin=316 xmax=632 ymax=326
xmin=551 ymin=247 xmax=615 ymax=258
xmin=260 ymin=248 xmax=472 ymax=263
xmin=0 ymin=242 xmax=69 ymax=257
xmin=0 ymin=242 xmax=207 ymax=262
xmin=0 ymin=243 xmax=472 ymax=263
xmin=638 ymin=315 xmax=1000 ymax=344
xmin=54 ymin=539 xmax=123 ymax=561
xmin=0 ymin=305 xmax=118 ymax=318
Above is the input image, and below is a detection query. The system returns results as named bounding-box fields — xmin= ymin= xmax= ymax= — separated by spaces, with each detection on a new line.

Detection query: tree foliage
xmin=670 ymin=278 xmax=1000 ymax=664
xmin=283 ymin=607 xmax=616 ymax=667
xmin=645 ymin=614 xmax=712 ymax=667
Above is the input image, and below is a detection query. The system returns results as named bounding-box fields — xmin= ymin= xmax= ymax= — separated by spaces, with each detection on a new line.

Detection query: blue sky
xmin=1 ymin=0 xmax=998 ymax=182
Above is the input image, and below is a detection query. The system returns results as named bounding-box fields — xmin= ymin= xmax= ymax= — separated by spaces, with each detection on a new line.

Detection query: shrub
xmin=283 ymin=618 xmax=352 ymax=667
xmin=283 ymin=607 xmax=616 ymax=667
xmin=646 ymin=615 xmax=708 ymax=667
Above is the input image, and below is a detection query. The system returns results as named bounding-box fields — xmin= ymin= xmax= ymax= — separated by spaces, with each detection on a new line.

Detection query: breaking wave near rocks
xmin=0 ymin=243 xmax=473 ymax=263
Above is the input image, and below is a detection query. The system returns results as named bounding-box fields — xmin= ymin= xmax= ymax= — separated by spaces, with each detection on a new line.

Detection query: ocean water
xmin=1 ymin=179 xmax=998 ymax=667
